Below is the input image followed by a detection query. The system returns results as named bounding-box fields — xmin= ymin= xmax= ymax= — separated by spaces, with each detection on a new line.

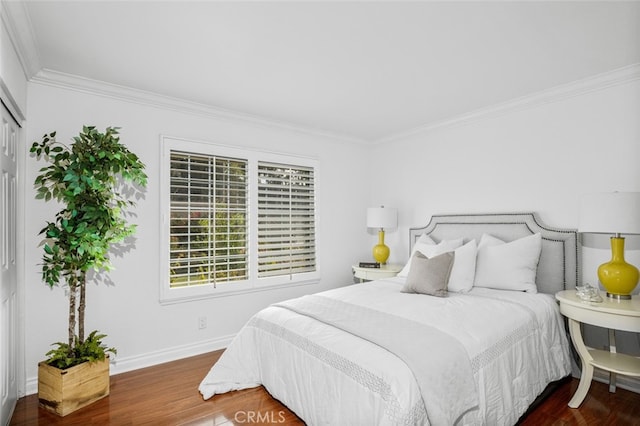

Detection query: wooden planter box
xmin=37 ymin=357 xmax=110 ymax=416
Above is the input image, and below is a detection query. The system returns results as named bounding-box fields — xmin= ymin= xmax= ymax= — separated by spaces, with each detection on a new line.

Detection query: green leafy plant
xmin=31 ymin=126 xmax=147 ymax=369
xmin=45 ymin=331 xmax=116 ymax=370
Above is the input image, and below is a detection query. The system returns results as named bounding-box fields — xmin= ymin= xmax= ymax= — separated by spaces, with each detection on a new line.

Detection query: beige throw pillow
xmin=401 ymin=251 xmax=455 ymax=297
xmin=398 ymin=237 xmax=464 ymax=277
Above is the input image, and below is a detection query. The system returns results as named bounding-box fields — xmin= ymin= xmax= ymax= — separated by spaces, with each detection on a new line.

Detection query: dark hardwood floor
xmin=10 ymin=350 xmax=640 ymax=425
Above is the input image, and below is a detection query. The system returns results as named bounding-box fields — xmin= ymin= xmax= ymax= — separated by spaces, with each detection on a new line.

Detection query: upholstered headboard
xmin=409 ymin=213 xmax=579 ymax=294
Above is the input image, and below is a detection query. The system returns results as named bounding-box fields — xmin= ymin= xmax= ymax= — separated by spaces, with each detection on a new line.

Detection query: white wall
xmin=22 ymin=81 xmax=370 ymax=392
xmin=370 ymin=75 xmax=640 ymax=389
xmin=370 ymin=77 xmax=640 ymax=266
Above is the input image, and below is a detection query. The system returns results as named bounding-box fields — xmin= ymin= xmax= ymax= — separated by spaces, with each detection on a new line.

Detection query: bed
xmin=199 ymin=212 xmax=578 ymax=425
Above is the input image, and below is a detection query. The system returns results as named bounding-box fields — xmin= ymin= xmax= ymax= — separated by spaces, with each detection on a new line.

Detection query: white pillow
xmin=398 ymin=237 xmax=463 ymax=277
xmin=416 ymin=233 xmax=436 ymax=245
xmin=473 ymin=233 xmax=542 ymax=293
xmin=447 ymin=239 xmax=477 ymax=293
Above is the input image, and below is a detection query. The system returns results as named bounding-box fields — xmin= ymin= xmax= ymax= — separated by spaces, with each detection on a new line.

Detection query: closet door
xmin=0 ymin=103 xmax=18 ymax=426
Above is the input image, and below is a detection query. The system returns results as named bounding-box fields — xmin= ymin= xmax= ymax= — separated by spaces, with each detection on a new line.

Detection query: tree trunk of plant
xmin=68 ymin=277 xmax=77 ymax=351
xmin=78 ymin=271 xmax=86 ymax=344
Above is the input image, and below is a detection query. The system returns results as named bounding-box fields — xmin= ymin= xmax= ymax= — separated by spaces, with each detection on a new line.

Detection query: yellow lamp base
xmin=598 ymin=237 xmax=639 ymax=300
xmin=372 ymin=230 xmax=390 ymax=264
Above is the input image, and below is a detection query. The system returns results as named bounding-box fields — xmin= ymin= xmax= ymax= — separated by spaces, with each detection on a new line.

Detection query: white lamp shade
xmin=367 ymin=207 xmax=397 ymax=230
xmin=579 ymin=192 xmax=640 ymax=234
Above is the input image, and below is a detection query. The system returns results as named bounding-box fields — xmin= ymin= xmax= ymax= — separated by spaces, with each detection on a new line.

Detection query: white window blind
xmin=169 ymin=151 xmax=248 ymax=287
xmin=258 ymin=162 xmax=316 ymax=278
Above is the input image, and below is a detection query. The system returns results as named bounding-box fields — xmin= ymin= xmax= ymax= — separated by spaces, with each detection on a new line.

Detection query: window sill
xmin=159 ymin=277 xmax=321 ymax=305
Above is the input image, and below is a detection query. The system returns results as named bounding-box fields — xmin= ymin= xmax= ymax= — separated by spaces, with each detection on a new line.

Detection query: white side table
xmin=555 ymin=290 xmax=640 ymax=408
xmin=352 ymin=264 xmax=403 ymax=283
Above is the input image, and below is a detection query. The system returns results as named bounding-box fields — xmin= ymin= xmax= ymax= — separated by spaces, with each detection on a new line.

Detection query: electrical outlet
xmin=198 ymin=316 xmax=207 ymax=329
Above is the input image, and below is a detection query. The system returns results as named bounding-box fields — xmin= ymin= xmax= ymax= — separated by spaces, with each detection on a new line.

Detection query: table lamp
xmin=579 ymin=192 xmax=640 ymax=299
xmin=367 ymin=206 xmax=397 ymax=264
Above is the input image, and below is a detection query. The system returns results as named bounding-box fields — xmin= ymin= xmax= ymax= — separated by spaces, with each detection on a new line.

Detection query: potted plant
xmin=30 ymin=126 xmax=147 ymax=416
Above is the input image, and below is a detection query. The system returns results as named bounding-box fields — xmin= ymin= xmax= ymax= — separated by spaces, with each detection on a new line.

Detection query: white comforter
xmin=199 ymin=277 xmax=571 ymax=425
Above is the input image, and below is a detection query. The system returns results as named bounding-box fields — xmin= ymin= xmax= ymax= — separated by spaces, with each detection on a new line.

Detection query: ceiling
xmin=9 ymin=1 xmax=640 ymax=142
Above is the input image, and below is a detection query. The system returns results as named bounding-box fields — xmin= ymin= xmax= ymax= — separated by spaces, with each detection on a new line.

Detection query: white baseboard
xmin=25 ymin=334 xmax=234 ymax=395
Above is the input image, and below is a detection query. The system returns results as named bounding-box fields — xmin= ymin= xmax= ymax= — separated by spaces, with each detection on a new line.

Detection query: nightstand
xmin=555 ymin=290 xmax=640 ymax=408
xmin=352 ymin=264 xmax=403 ymax=283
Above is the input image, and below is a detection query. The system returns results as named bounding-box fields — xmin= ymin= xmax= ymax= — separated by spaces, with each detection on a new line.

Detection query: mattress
xmin=199 ymin=277 xmax=571 ymax=425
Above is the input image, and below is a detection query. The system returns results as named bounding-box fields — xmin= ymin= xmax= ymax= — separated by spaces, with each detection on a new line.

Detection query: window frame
xmin=160 ymin=136 xmax=320 ymax=304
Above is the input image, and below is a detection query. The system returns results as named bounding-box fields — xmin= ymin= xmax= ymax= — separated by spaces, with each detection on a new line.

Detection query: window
xmin=161 ymin=137 xmax=319 ymax=303
xmin=169 ymin=152 xmax=248 ymax=287
xmin=257 ymin=162 xmax=316 ymax=278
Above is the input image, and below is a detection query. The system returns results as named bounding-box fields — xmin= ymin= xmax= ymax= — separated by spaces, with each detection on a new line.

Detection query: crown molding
xmin=1 ymin=0 xmax=41 ymax=79
xmin=375 ymin=63 xmax=640 ymax=145
xmin=30 ymin=68 xmax=367 ymax=145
